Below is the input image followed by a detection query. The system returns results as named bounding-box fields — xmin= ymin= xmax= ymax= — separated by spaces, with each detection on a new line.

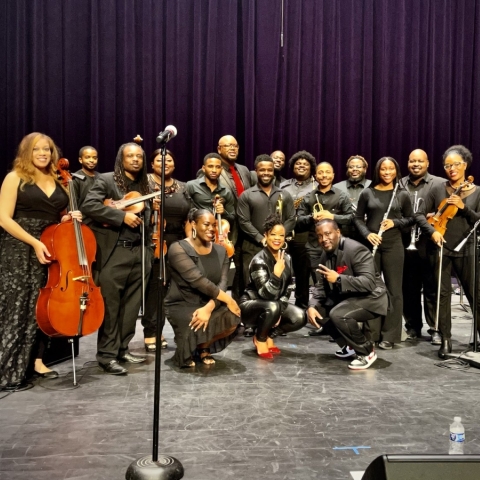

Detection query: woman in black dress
xmin=165 ymin=209 xmax=241 ymax=367
xmin=354 ymin=157 xmax=414 ymax=349
xmin=416 ymin=145 xmax=480 ymax=358
xmin=143 ymin=149 xmax=191 ymax=352
xmin=0 ymin=133 xmax=81 ymax=391
xmin=240 ymin=214 xmax=306 ymax=359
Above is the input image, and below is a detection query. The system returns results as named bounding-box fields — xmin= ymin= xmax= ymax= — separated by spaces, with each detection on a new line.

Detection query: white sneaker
xmin=335 ymin=345 xmax=356 ymax=358
xmin=348 ymin=350 xmax=377 ymax=370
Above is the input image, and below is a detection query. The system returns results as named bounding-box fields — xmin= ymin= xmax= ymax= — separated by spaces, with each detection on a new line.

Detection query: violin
xmin=428 ymin=176 xmax=474 ymax=236
xmin=213 ymin=195 xmax=234 ymax=258
xmin=36 ymin=158 xmax=105 ymax=337
xmin=103 ymin=190 xmax=162 ymax=213
xmin=151 ymin=193 xmax=167 ymax=259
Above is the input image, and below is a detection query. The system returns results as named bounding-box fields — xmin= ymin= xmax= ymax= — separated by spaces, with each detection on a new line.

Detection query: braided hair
xmin=113 ymin=142 xmax=149 ymax=195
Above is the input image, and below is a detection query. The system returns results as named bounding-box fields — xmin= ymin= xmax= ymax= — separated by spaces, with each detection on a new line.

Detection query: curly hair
xmin=371 ymin=156 xmax=402 ymax=187
xmin=13 ymin=133 xmax=61 ymax=189
xmin=113 ymin=143 xmax=149 ymax=195
xmin=443 ymin=145 xmax=473 ymax=169
xmin=263 ymin=213 xmax=283 ymax=234
xmin=288 ymin=150 xmax=317 ymax=173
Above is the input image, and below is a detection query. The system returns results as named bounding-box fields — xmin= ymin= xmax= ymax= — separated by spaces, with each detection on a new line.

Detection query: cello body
xmin=36 ymin=219 xmax=105 ymax=337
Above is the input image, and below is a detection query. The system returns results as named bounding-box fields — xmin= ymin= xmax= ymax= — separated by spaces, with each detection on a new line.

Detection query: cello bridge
xmin=72 ymin=275 xmax=91 ymax=283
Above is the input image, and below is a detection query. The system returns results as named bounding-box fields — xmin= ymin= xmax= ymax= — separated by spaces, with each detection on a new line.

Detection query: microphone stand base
xmin=444 ymin=351 xmax=480 ymax=369
xmin=126 ymin=455 xmax=184 ymax=480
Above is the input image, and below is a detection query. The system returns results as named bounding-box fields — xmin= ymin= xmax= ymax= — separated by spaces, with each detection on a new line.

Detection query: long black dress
xmin=0 ymin=182 xmax=68 ymax=387
xmin=165 ymin=239 xmax=240 ymax=367
xmin=142 ymin=177 xmax=191 ymax=338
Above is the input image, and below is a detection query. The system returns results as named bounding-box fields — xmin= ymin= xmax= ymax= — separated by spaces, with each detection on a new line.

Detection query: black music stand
xmin=445 ymin=220 xmax=480 ymax=368
xmin=126 ymin=139 xmax=184 ymax=479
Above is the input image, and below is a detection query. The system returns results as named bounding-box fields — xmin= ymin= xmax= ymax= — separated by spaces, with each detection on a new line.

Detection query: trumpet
xmin=275 ymin=194 xmax=283 ymax=215
xmin=406 ymin=191 xmax=423 ymax=251
xmin=372 ymin=182 xmax=399 ymax=257
xmin=313 ymin=194 xmax=324 ymax=216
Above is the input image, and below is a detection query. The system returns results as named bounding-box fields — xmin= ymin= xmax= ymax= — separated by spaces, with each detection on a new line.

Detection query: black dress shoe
xmin=244 ymin=327 xmax=255 ymax=337
xmin=99 ymin=360 xmax=128 ymax=375
xmin=34 ymin=370 xmax=59 ymax=379
xmin=118 ymin=352 xmax=146 ymax=364
xmin=431 ymin=331 xmax=442 ymax=345
xmin=2 ymin=380 xmax=34 ymax=392
xmin=405 ymin=328 xmax=418 ymax=340
xmin=438 ymin=338 xmax=452 ymax=359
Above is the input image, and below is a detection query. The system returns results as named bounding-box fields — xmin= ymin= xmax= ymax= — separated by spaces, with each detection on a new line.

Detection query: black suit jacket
xmin=308 ymin=237 xmax=388 ymax=316
xmin=81 ymin=172 xmax=152 ymax=270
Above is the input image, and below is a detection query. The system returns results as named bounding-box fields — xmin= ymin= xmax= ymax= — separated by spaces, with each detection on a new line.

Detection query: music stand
xmin=445 ymin=220 xmax=480 ymax=368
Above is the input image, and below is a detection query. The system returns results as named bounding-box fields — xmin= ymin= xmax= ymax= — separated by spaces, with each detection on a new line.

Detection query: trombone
xmin=406 ymin=191 xmax=423 ymax=251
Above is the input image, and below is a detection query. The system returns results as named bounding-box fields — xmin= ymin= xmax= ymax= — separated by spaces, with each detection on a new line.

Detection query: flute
xmin=372 ymin=182 xmax=399 ymax=257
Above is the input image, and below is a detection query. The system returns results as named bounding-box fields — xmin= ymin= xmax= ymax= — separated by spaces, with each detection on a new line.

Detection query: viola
xmin=428 ymin=176 xmax=474 ymax=236
xmin=36 ymin=158 xmax=105 ymax=337
xmin=213 ymin=195 xmax=234 ymax=258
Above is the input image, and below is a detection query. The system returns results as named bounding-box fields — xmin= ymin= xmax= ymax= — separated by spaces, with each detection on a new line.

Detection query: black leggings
xmin=240 ymin=300 xmax=306 ymax=341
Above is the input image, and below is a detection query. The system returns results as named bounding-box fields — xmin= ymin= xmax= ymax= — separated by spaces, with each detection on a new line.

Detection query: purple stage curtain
xmin=1 ymin=0 xmax=480 ymax=181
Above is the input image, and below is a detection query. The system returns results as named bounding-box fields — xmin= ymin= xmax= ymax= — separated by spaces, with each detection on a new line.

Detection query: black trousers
xmin=96 ymin=245 xmax=152 ymax=364
xmin=402 ymin=241 xmax=436 ymax=334
xmin=289 ymin=238 xmax=310 ymax=309
xmin=316 ymin=300 xmax=377 ymax=356
xmin=367 ymin=233 xmax=404 ymax=343
xmin=142 ymin=259 xmax=165 ymax=338
xmin=426 ymin=248 xmax=480 ymax=339
xmin=240 ymin=300 xmax=306 ymax=342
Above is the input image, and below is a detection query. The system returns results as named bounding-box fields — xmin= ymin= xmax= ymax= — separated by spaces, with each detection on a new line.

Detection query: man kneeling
xmin=307 ymin=219 xmax=388 ymax=370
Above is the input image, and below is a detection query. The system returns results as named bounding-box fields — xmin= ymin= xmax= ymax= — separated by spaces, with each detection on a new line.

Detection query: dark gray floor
xmin=1 ymin=295 xmax=479 ymax=480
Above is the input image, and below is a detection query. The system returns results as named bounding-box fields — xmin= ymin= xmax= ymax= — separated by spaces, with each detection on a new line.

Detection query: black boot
xmin=438 ymin=338 xmax=452 ymax=359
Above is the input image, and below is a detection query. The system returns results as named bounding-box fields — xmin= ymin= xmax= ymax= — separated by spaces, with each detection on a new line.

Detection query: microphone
xmin=156 ymin=125 xmax=177 ymax=144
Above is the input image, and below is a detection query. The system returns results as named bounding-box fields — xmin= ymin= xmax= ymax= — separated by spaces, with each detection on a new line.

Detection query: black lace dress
xmin=0 ymin=182 xmax=68 ymax=387
xmin=165 ymin=240 xmax=240 ymax=366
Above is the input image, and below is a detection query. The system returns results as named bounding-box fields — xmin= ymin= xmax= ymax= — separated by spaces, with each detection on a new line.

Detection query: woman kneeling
xmin=240 ymin=214 xmax=306 ymax=359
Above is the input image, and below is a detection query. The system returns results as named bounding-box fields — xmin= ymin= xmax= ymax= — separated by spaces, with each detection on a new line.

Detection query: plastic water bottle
xmin=449 ymin=416 xmax=465 ymax=454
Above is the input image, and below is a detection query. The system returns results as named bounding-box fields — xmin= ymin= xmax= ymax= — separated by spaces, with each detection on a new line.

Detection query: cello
xmin=36 ymin=159 xmax=105 ymax=337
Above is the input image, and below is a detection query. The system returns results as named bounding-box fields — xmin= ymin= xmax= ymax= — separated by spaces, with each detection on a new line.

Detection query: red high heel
xmin=269 ymin=346 xmax=281 ymax=354
xmin=253 ymin=337 xmax=273 ymax=359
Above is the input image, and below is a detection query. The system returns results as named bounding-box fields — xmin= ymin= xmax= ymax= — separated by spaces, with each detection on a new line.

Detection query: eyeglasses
xmin=444 ymin=162 xmax=465 ymax=170
xmin=219 ymin=144 xmax=239 ymax=149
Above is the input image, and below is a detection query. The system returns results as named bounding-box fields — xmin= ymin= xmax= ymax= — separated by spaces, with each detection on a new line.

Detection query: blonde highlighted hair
xmin=13 ymin=133 xmax=61 ymax=189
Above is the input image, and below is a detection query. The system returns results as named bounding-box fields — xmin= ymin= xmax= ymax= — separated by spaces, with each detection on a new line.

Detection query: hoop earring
xmin=192 ymin=228 xmax=197 ymax=239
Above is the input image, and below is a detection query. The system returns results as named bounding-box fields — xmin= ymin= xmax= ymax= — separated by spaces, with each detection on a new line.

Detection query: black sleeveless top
xmin=14 ymin=182 xmax=69 ymax=222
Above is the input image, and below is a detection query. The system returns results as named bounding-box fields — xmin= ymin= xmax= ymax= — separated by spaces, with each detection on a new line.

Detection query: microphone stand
xmin=445 ymin=220 xmax=480 ymax=367
xmin=126 ymin=142 xmax=184 ymax=479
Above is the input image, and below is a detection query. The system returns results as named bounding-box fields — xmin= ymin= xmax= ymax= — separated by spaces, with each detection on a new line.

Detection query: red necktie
xmin=229 ymin=165 xmax=245 ymax=196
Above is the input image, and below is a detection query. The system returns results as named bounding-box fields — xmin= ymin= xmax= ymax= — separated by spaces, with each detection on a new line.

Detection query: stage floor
xmin=1 ymin=296 xmax=479 ymax=480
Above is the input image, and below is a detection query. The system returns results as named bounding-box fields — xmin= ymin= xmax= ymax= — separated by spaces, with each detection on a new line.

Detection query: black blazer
xmin=82 ymin=172 xmax=152 ymax=270
xmin=308 ymin=237 xmax=388 ymax=316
